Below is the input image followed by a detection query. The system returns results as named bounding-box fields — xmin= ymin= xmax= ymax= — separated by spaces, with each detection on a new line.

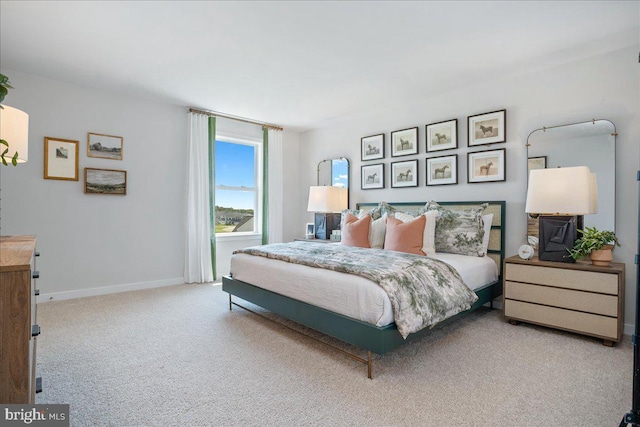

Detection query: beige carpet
xmin=35 ymin=283 xmax=632 ymax=426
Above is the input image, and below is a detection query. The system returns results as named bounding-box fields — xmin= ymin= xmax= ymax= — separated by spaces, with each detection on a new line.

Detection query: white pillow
xmin=369 ymin=213 xmax=387 ymax=249
xmin=393 ymin=211 xmax=437 ymax=256
xmin=481 ymin=213 xmax=494 ymax=256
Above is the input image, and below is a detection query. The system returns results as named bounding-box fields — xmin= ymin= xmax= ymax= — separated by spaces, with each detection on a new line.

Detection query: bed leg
xmin=367 ymin=351 xmax=372 ymax=379
xmin=229 ymin=294 xmax=232 ymax=311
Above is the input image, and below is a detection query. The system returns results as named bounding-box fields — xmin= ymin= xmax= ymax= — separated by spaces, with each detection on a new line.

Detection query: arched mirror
xmin=317 ymin=157 xmax=350 ymax=207
xmin=527 ymin=119 xmax=616 ymax=232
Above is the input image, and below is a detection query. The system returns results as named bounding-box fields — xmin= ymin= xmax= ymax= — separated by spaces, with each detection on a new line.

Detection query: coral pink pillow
xmin=384 ymin=215 xmax=426 ymax=255
xmin=341 ymin=213 xmax=371 ymax=248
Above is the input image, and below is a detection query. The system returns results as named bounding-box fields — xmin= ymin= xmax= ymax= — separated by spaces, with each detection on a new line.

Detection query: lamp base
xmin=314 ymin=213 xmax=341 ymax=240
xmin=538 ymin=215 xmax=578 ymax=263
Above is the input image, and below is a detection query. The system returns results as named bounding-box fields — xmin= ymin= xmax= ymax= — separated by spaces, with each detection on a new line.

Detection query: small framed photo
xmin=305 ymin=223 xmax=315 ymax=239
xmin=426 ymin=154 xmax=457 ymax=186
xmin=361 ymin=163 xmax=384 ymax=190
xmin=88 ymin=132 xmax=124 ymax=160
xmin=44 ymin=137 xmax=79 ymax=181
xmin=391 ymin=127 xmax=418 ymax=157
xmin=467 ymin=148 xmax=506 ymax=183
xmin=391 ymin=159 xmax=418 ymax=188
xmin=528 ymin=156 xmax=547 ymax=171
xmin=467 ymin=109 xmax=506 ymax=146
xmin=426 ymin=119 xmax=457 ymax=152
xmin=361 ymin=133 xmax=384 ymax=161
xmin=85 ymin=168 xmax=127 ymax=195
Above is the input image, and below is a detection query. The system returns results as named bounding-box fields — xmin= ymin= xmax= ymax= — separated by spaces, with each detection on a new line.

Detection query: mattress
xmin=230 ymin=246 xmax=498 ymax=327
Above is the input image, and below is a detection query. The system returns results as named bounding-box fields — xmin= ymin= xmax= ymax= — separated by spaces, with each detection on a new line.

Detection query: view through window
xmin=214 ymin=139 xmax=259 ymax=234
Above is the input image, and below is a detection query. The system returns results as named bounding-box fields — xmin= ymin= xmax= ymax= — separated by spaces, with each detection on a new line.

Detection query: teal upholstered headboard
xmin=355 ymin=201 xmax=506 ymax=282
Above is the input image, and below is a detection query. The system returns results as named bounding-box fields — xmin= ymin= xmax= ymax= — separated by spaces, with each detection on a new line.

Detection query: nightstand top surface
xmin=504 ymin=255 xmax=624 ymax=273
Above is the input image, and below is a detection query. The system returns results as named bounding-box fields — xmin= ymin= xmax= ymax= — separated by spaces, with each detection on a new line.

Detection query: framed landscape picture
xmin=391 ymin=127 xmax=418 ymax=157
xmin=467 ymin=148 xmax=506 ymax=183
xmin=467 ymin=109 xmax=506 ymax=146
xmin=426 ymin=119 xmax=457 ymax=152
xmin=361 ymin=133 xmax=384 ymax=161
xmin=426 ymin=154 xmax=457 ymax=186
xmin=85 ymin=168 xmax=127 ymax=195
xmin=361 ymin=163 xmax=384 ymax=190
xmin=44 ymin=137 xmax=79 ymax=181
xmin=391 ymin=159 xmax=418 ymax=188
xmin=88 ymin=132 xmax=124 ymax=160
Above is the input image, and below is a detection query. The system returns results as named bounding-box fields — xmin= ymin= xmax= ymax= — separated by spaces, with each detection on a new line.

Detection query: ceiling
xmin=1 ymin=1 xmax=638 ymax=132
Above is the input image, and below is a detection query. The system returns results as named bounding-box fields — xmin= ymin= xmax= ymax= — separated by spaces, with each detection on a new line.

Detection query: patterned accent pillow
xmin=376 ymin=201 xmax=397 ymax=218
xmin=425 ymin=201 xmax=488 ymax=256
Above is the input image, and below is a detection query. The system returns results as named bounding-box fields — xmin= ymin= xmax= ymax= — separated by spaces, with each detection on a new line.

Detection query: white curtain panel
xmin=184 ymin=113 xmax=213 ymax=283
xmin=267 ymin=128 xmax=284 ymax=243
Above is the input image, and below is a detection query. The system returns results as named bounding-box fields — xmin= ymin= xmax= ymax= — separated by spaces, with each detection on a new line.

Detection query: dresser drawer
xmin=505 ymin=281 xmax=618 ymax=317
xmin=505 ymin=263 xmax=618 ymax=295
xmin=505 ymin=300 xmax=618 ymax=340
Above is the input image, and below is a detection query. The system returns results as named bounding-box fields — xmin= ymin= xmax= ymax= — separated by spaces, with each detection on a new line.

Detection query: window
xmin=214 ymin=138 xmax=261 ymax=235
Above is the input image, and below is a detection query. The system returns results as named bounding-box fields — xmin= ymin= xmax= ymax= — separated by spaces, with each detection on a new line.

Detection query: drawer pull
xmin=35 ymin=289 xmax=40 ymax=296
xmin=36 ymin=377 xmax=42 ymax=393
xmin=35 ymin=251 xmax=40 ymax=257
xmin=32 ymin=271 xmax=40 ymax=279
xmin=32 ymin=325 xmax=41 ymax=337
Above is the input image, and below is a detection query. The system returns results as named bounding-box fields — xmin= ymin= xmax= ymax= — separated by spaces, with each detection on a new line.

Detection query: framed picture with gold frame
xmin=44 ymin=137 xmax=79 ymax=181
xmin=88 ymin=132 xmax=123 ymax=160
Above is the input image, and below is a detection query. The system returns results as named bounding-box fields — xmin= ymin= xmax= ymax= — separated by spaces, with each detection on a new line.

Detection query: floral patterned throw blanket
xmin=234 ymin=242 xmax=479 ymax=339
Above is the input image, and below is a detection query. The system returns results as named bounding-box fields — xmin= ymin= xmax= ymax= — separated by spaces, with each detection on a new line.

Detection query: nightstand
xmin=293 ymin=238 xmax=335 ymax=243
xmin=503 ymin=255 xmax=625 ymax=346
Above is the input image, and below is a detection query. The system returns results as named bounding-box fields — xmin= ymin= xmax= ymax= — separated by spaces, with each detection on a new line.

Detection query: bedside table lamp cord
xmin=620 ymin=170 xmax=640 ymax=427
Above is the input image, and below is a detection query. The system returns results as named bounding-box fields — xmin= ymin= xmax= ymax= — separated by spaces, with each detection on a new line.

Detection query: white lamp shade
xmin=307 ymin=186 xmax=348 ymax=213
xmin=0 ymin=105 xmax=29 ymax=163
xmin=525 ymin=166 xmax=597 ymax=215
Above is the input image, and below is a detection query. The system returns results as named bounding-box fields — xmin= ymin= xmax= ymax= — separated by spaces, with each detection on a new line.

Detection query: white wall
xmin=0 ymin=69 xmax=188 ymax=299
xmin=297 ymin=45 xmax=640 ymax=333
xmin=0 ymin=69 xmax=302 ymax=298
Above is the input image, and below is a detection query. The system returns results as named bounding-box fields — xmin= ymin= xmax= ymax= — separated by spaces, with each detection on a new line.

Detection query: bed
xmin=222 ymin=201 xmax=506 ymax=378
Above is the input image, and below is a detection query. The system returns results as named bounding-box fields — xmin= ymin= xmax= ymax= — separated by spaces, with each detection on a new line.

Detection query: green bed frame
xmin=222 ymin=200 xmax=506 ymax=378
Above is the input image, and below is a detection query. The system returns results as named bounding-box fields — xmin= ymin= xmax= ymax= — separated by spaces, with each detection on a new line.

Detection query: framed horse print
xmin=361 ymin=133 xmax=384 ymax=161
xmin=391 ymin=159 xmax=418 ymax=188
xmin=426 ymin=119 xmax=457 ymax=152
xmin=391 ymin=127 xmax=418 ymax=157
xmin=467 ymin=109 xmax=506 ymax=146
xmin=361 ymin=163 xmax=384 ymax=190
xmin=426 ymin=154 xmax=457 ymax=186
xmin=467 ymin=148 xmax=506 ymax=183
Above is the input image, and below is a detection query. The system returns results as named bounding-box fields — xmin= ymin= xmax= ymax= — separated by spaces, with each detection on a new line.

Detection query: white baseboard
xmin=37 ymin=277 xmax=184 ymax=303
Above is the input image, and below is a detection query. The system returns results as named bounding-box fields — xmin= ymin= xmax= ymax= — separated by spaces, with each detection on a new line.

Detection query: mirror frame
xmin=526 ymin=119 xmax=617 ymax=233
xmin=317 ymin=157 xmax=350 ymax=208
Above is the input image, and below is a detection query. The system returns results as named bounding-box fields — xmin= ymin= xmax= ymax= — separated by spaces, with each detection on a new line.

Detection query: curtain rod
xmin=188 ymin=107 xmax=283 ymax=131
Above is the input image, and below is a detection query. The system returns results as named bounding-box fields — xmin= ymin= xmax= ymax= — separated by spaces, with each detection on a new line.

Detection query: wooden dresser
xmin=503 ymin=255 xmax=625 ymax=346
xmin=1 ymin=235 xmax=41 ymax=403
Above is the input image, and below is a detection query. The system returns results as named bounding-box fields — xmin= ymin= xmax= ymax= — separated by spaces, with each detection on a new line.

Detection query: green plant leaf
xmin=11 ymin=151 xmax=19 ymax=166
xmin=0 ymin=139 xmax=8 ymax=147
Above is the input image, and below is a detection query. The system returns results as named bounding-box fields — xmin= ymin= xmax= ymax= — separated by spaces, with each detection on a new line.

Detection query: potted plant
xmin=568 ymin=226 xmax=620 ymax=266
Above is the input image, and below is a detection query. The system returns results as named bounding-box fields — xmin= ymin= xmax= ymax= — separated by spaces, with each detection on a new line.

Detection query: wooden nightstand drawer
xmin=504 ymin=281 xmax=618 ymax=317
xmin=505 ymin=300 xmax=617 ymax=340
xmin=503 ymin=256 xmax=624 ymax=345
xmin=505 ymin=263 xmax=618 ymax=295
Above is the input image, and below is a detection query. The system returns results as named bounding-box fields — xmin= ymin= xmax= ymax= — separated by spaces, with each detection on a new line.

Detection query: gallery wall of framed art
xmin=358 ymin=109 xmax=508 ymax=190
